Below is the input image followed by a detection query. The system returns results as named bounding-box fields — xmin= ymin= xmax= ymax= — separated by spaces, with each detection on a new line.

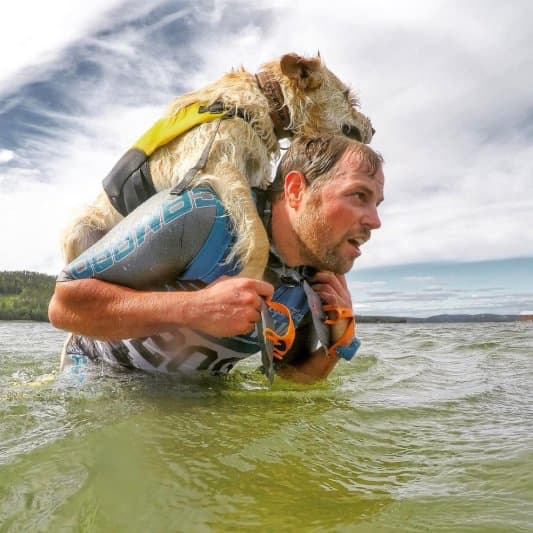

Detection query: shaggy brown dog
xmin=61 ymin=53 xmax=374 ymax=279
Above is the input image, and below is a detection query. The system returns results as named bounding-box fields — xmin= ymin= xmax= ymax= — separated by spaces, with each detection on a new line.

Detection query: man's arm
xmin=50 ymin=187 xmax=274 ymax=340
xmin=49 ymin=276 xmax=273 ymax=340
xmin=275 ymin=271 xmax=354 ymax=384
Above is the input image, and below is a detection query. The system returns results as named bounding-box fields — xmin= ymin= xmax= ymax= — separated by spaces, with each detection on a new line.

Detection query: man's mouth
xmin=346 ymin=236 xmax=369 ymax=256
xmin=348 ymin=236 xmax=368 ymax=248
xmin=347 ymin=238 xmax=362 ymax=255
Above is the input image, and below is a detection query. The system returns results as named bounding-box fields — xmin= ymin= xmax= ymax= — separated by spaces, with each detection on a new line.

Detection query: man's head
xmin=271 ymin=135 xmax=385 ymax=274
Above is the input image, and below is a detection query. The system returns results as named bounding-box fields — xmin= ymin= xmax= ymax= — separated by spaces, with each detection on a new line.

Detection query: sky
xmin=0 ymin=0 xmax=532 ymax=317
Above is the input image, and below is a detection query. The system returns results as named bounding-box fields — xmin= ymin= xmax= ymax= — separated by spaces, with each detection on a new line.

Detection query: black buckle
xmin=198 ymin=101 xmax=226 ymax=114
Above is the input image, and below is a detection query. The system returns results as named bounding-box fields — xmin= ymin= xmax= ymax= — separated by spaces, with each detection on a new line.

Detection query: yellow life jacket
xmin=103 ymin=101 xmax=226 ymax=216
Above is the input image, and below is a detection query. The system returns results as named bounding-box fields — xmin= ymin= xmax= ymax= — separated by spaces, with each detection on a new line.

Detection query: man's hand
xmin=275 ymin=271 xmax=354 ymax=384
xmin=187 ymin=276 xmax=274 ymax=337
xmin=309 ymin=271 xmax=353 ymax=346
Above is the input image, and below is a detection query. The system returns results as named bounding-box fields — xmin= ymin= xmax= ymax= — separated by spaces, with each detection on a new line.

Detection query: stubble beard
xmin=292 ymin=194 xmax=354 ymax=274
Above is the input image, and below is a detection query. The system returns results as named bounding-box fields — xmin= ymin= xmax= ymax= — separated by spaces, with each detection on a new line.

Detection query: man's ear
xmin=280 ymin=53 xmax=322 ymax=90
xmin=284 ymin=170 xmax=307 ymax=208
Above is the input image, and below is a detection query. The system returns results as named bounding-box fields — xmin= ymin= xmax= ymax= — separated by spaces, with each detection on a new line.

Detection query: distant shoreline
xmin=0 ymin=270 xmax=523 ymax=324
xmin=1 ymin=315 xmax=522 ymax=324
xmin=356 ymin=314 xmax=520 ymax=324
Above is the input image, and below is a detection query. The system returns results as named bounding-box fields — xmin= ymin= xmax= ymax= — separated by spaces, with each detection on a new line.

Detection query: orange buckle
xmin=322 ymin=305 xmax=354 ymax=325
xmin=326 ymin=316 xmax=355 ymax=358
xmin=263 ymin=299 xmax=295 ymax=360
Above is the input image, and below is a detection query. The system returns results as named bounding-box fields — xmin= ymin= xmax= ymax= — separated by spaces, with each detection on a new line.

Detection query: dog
xmin=61 ymin=53 xmax=374 ymax=279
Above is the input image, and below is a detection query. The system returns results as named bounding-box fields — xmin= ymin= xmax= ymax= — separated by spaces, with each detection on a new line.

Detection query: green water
xmin=1 ymin=321 xmax=532 ymax=531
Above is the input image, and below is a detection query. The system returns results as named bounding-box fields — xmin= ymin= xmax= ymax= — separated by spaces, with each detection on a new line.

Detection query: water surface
xmin=1 ymin=321 xmax=532 ymax=531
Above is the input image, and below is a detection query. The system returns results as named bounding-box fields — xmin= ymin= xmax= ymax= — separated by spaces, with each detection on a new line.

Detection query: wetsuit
xmin=58 ymin=187 xmax=341 ymax=376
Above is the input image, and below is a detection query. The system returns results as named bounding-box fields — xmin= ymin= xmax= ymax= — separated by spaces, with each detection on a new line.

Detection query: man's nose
xmin=363 ymin=206 xmax=381 ymax=230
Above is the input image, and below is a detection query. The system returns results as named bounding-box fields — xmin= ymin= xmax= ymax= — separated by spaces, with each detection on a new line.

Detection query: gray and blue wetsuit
xmin=58 ymin=187 xmax=332 ymax=376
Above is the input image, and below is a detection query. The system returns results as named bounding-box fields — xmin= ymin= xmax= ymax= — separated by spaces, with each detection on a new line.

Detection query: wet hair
xmin=270 ymin=134 xmax=383 ymax=194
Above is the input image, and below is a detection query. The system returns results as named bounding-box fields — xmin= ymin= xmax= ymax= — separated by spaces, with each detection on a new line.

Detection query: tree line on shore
xmin=0 ymin=271 xmax=55 ymax=321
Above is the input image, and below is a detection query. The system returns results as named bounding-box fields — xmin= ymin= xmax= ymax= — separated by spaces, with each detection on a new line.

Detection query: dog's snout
xmin=342 ymin=124 xmax=362 ymax=142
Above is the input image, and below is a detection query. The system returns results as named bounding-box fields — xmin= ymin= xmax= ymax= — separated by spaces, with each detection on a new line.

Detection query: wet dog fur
xmin=61 ymin=53 xmax=374 ymax=279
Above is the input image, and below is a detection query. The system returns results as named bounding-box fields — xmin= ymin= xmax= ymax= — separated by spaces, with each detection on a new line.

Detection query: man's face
xmin=292 ymin=148 xmax=384 ymax=273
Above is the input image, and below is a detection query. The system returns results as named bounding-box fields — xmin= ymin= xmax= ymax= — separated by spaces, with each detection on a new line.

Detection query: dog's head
xmin=259 ymin=53 xmax=374 ymax=144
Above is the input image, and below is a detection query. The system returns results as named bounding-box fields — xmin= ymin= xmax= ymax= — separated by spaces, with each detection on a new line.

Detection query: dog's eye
xmin=342 ymin=124 xmax=362 ymax=141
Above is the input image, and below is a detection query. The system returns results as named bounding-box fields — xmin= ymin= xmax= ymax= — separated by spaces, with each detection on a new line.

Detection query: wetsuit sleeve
xmin=57 ymin=188 xmax=227 ymax=290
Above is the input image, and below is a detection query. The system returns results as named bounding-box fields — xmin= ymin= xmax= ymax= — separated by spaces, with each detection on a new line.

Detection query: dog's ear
xmin=280 ymin=53 xmax=322 ymax=90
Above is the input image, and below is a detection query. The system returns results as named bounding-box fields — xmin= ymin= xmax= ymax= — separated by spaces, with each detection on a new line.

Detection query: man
xmin=49 ymin=135 xmax=384 ymax=383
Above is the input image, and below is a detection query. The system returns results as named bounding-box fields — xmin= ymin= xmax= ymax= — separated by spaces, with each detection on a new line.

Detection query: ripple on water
xmin=1 ymin=321 xmax=533 ymax=531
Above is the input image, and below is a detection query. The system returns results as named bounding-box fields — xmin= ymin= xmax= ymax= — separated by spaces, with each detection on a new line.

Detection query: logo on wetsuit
xmin=66 ymin=190 xmax=217 ymax=279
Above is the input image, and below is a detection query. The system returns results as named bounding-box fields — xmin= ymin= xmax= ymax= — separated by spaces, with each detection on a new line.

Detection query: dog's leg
xmin=61 ymin=191 xmax=122 ymax=263
xmin=204 ymin=166 xmax=269 ymax=280
xmin=238 ymin=211 xmax=269 ymax=280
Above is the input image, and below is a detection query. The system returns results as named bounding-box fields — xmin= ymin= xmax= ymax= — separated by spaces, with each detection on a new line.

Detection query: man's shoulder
xmin=57 ymin=187 xmax=234 ymax=284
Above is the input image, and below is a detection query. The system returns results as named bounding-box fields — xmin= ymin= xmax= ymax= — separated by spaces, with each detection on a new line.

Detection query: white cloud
xmin=187 ymin=0 xmax=533 ymax=271
xmin=0 ymin=149 xmax=15 ymax=163
xmin=0 ymin=0 xmax=134 ymax=96
xmin=1 ymin=0 xmax=533 ymax=279
xmin=0 ymin=101 xmax=166 ymax=274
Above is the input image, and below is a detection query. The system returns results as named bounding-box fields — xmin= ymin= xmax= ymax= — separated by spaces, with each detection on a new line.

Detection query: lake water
xmin=1 ymin=320 xmax=532 ymax=532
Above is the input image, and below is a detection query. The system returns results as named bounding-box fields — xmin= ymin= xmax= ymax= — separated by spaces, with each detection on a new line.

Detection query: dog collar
xmin=255 ymin=70 xmax=292 ymax=137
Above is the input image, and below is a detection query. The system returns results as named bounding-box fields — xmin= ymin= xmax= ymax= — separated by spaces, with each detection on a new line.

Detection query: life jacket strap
xmin=262 ymin=298 xmax=296 ymax=360
xmin=322 ymin=305 xmax=356 ymax=358
xmin=322 ymin=305 xmax=354 ymax=325
xmin=172 ymin=102 xmax=253 ymax=195
xmin=170 ymin=117 xmax=223 ymax=196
